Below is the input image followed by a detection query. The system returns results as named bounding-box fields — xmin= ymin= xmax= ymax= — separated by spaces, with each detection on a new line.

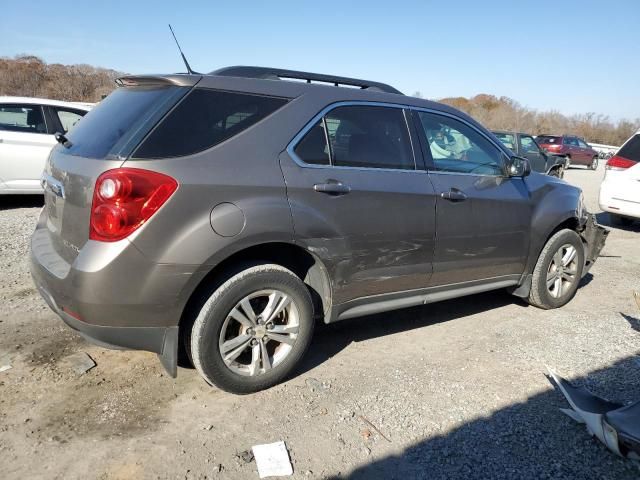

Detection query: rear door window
xmin=293 ymin=120 xmax=331 ymax=165
xmin=577 ymin=139 xmax=589 ymax=148
xmin=0 ymin=104 xmax=47 ymax=134
xmin=134 ymin=89 xmax=288 ymax=159
xmin=617 ymin=134 xmax=640 ymax=162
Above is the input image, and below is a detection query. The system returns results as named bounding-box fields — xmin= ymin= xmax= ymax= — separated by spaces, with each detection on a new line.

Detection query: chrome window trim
xmin=286 ymin=100 xmax=513 ymax=177
xmin=287 ymin=101 xmax=419 ymax=172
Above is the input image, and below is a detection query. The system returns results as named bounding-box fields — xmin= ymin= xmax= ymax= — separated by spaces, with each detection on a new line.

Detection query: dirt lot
xmin=1 ymin=165 xmax=639 ymax=480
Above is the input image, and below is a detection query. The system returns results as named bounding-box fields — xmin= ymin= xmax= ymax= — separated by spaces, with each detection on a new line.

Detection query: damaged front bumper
xmin=580 ymin=213 xmax=609 ymax=274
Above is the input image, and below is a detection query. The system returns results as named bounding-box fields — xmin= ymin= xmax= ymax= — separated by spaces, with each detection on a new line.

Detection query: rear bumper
xmin=29 ymin=216 xmax=203 ymax=377
xmin=599 ymin=184 xmax=640 ymax=219
xmin=580 ymin=213 xmax=609 ymax=273
xmin=33 ymin=277 xmax=179 ymax=376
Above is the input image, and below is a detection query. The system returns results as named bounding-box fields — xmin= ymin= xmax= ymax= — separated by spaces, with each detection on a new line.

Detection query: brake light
xmin=90 ymin=168 xmax=178 ymax=242
xmin=546 ymin=144 xmax=561 ymax=150
xmin=606 ymin=155 xmax=637 ymax=171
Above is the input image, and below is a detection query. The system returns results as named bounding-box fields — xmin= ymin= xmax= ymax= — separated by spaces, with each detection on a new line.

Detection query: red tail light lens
xmin=90 ymin=168 xmax=178 ymax=242
xmin=546 ymin=144 xmax=561 ymax=150
xmin=606 ymin=155 xmax=637 ymax=171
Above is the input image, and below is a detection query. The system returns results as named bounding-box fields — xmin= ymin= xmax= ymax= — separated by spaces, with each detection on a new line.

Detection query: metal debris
xmin=547 ymin=367 xmax=640 ymax=461
xmin=0 ymin=364 xmax=12 ymax=373
xmin=251 ymin=441 xmax=293 ymax=478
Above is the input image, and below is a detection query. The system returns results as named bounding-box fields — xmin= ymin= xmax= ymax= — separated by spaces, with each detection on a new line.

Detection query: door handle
xmin=440 ymin=189 xmax=467 ymax=202
xmin=314 ymin=181 xmax=351 ymax=195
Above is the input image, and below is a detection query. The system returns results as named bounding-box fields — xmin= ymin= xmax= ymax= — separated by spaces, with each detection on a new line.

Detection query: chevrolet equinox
xmin=31 ymin=66 xmax=608 ymax=393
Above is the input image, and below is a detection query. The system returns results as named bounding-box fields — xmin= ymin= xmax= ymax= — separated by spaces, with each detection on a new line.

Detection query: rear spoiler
xmin=115 ymin=74 xmax=201 ymax=88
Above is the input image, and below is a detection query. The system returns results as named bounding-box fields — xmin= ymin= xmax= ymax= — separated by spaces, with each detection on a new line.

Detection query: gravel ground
xmin=1 ymin=165 xmax=639 ymax=480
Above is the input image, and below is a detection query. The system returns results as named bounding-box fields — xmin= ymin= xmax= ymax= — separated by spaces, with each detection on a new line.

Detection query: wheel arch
xmin=179 ymin=241 xmax=333 ymax=332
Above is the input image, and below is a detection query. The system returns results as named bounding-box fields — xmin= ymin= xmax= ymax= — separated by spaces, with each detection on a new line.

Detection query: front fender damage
xmin=580 ymin=213 xmax=609 ymax=275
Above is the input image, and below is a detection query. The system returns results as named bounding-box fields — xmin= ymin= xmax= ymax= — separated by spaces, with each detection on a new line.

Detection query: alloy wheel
xmin=218 ymin=289 xmax=299 ymax=376
xmin=546 ymin=244 xmax=579 ymax=298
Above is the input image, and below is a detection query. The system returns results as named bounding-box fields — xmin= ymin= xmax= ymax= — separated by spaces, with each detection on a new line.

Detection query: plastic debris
xmin=61 ymin=352 xmax=96 ymax=374
xmin=0 ymin=364 xmax=12 ymax=373
xmin=547 ymin=367 xmax=640 ymax=461
xmin=251 ymin=441 xmax=293 ymax=478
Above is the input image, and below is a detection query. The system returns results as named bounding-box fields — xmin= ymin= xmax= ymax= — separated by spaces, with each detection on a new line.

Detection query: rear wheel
xmin=190 ymin=263 xmax=314 ymax=394
xmin=589 ymin=156 xmax=599 ymax=170
xmin=528 ymin=229 xmax=584 ymax=309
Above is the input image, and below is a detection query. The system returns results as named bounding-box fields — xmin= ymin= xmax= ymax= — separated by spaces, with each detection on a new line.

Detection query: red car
xmin=536 ymin=134 xmax=599 ymax=170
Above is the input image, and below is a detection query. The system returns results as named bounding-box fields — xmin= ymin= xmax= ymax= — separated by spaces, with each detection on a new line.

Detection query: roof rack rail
xmin=210 ymin=66 xmax=403 ymax=95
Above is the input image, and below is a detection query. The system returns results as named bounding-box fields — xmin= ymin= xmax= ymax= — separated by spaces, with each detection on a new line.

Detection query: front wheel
xmin=589 ymin=156 xmax=599 ymax=170
xmin=528 ymin=229 xmax=585 ymax=309
xmin=190 ymin=264 xmax=314 ymax=394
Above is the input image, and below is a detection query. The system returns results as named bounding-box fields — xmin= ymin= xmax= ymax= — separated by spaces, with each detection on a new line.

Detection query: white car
xmin=0 ymin=97 xmax=92 ymax=194
xmin=599 ymin=129 xmax=640 ymax=226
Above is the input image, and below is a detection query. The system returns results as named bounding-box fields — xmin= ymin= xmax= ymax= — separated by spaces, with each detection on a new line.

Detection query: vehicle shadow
xmin=327 ymin=355 xmax=640 ymax=479
xmin=0 ymin=194 xmax=44 ymax=211
xmin=620 ymin=312 xmax=640 ymax=333
xmin=298 ymin=290 xmax=525 ymax=377
xmin=595 ymin=212 xmax=640 ymax=232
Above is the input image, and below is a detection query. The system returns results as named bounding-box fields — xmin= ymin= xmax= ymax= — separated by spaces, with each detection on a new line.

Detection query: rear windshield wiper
xmin=54 ymin=132 xmax=73 ymax=149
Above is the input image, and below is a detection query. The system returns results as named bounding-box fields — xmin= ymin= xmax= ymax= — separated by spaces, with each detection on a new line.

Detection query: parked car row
xmin=0 ymin=97 xmax=91 ymax=194
xmin=30 ymin=66 xmax=609 ymax=393
xmin=492 ymin=131 xmax=566 ymax=177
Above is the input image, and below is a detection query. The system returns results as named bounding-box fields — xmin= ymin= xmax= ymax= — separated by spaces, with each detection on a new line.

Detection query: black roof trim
xmin=210 ymin=66 xmax=403 ymax=95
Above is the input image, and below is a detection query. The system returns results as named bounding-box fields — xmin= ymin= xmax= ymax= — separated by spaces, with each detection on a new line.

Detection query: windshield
xmin=64 ymin=85 xmax=187 ymax=159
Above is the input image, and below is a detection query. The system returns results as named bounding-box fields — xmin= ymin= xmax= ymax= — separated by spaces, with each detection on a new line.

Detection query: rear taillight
xmin=606 ymin=155 xmax=637 ymax=171
xmin=89 ymin=168 xmax=178 ymax=242
xmin=546 ymin=144 xmax=561 ymax=150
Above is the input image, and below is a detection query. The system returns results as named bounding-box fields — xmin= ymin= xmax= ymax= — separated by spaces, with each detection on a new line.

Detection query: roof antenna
xmin=168 ymin=24 xmax=197 ymax=74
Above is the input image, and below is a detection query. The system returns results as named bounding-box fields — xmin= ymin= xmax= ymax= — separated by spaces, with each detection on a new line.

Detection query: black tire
xmin=528 ymin=229 xmax=585 ymax=309
xmin=609 ymin=213 xmax=634 ymax=227
xmin=190 ymin=263 xmax=314 ymax=394
xmin=589 ymin=156 xmax=598 ymax=170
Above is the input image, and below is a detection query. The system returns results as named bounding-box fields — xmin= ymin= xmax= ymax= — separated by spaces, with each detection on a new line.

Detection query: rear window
xmin=536 ymin=135 xmax=561 ymax=144
xmin=617 ymin=134 xmax=640 ymax=162
xmin=64 ymin=85 xmax=187 ymax=159
xmin=133 ymin=89 xmax=288 ymax=159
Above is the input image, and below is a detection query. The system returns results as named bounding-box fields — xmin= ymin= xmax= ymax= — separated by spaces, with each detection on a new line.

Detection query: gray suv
xmin=31 ymin=66 xmax=608 ymax=393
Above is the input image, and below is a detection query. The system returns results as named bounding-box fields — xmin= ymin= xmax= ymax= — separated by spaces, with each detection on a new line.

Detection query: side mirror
xmin=508 ymin=156 xmax=531 ymax=177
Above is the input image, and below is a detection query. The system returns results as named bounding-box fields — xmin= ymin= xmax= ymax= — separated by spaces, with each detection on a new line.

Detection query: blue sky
xmin=2 ymin=0 xmax=638 ymax=120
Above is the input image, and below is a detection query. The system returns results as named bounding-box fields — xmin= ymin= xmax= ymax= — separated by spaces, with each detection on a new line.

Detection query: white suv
xmin=0 ymin=97 xmax=92 ymax=194
xmin=599 ymin=129 xmax=640 ymax=226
